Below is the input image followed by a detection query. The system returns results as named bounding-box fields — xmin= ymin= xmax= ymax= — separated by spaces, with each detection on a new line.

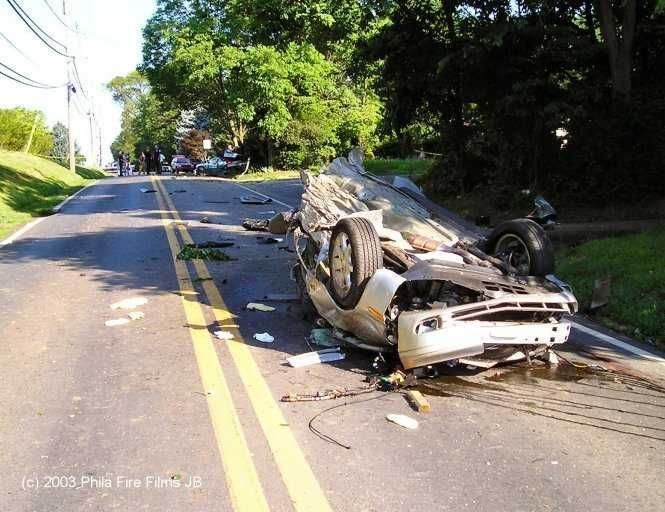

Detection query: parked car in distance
xmin=161 ymin=164 xmax=172 ymax=174
xmin=171 ymin=155 xmax=194 ymax=174
xmin=104 ymin=162 xmax=119 ymax=172
xmin=194 ymin=157 xmax=228 ymax=177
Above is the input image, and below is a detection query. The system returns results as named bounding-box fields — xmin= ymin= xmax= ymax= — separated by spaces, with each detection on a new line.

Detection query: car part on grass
xmin=110 ymin=297 xmax=148 ymax=310
xmin=241 ymin=195 xmax=272 ymax=205
xmin=253 ymin=332 xmax=275 ymax=343
xmin=287 ymin=348 xmax=346 ymax=368
xmin=291 ymin=150 xmax=578 ymax=370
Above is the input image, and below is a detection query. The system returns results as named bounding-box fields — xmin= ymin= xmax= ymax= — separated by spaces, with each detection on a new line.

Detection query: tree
xmin=0 ymin=108 xmax=52 ymax=155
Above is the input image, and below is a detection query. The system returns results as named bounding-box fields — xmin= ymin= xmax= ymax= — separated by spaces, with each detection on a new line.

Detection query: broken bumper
xmin=397 ymin=310 xmax=572 ymax=369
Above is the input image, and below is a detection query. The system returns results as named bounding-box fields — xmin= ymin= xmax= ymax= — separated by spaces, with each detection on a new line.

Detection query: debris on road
xmin=170 ymin=220 xmax=190 ymax=227
xmin=259 ymin=210 xmax=277 ymax=215
xmin=177 ymin=246 xmax=234 ymax=261
xmin=405 ymin=390 xmax=431 ymax=413
xmin=200 ymin=216 xmax=211 ymax=224
xmin=170 ymin=189 xmax=187 ymax=194
xmin=185 ymin=241 xmax=234 ymax=249
xmin=258 ymin=236 xmax=283 ymax=244
xmin=105 ymin=318 xmax=130 ymax=327
xmin=213 ymin=330 xmax=235 ymax=341
xmin=240 ymin=195 xmax=272 ymax=205
xmin=287 ymin=348 xmax=346 ymax=368
xmin=246 ymin=302 xmax=276 ymax=312
xmin=262 ymin=293 xmax=300 ymax=303
xmin=242 ymin=218 xmax=269 ymax=231
xmin=110 ymin=297 xmax=148 ymax=310
xmin=253 ymin=332 xmax=275 ymax=343
xmin=204 ymin=200 xmax=231 ymax=204
xmin=139 ymin=188 xmax=157 ymax=193
xmin=268 ymin=212 xmax=292 ymax=234
xmin=128 ymin=311 xmax=145 ymax=321
xmin=386 ymin=414 xmax=419 ymax=430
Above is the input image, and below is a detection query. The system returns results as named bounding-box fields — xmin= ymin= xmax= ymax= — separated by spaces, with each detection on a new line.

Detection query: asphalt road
xmin=1 ymin=175 xmax=664 ymax=512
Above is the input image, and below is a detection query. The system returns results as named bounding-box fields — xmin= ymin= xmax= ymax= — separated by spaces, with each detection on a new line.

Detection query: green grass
xmin=364 ymin=158 xmax=433 ymax=177
xmin=234 ymin=169 xmax=301 ymax=182
xmin=556 ymin=231 xmax=665 ymax=344
xmin=0 ymin=150 xmax=105 ymax=239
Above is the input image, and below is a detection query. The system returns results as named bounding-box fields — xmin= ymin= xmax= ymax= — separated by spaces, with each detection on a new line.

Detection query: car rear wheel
xmin=488 ymin=219 xmax=554 ymax=276
xmin=328 ymin=217 xmax=383 ymax=308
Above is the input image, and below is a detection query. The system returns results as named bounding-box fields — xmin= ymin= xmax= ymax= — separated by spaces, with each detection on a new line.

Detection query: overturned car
xmin=290 ymin=150 xmax=577 ymax=370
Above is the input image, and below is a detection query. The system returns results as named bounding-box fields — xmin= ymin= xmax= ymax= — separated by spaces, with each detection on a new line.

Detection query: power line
xmin=71 ymin=58 xmax=88 ymax=100
xmin=41 ymin=0 xmax=77 ymax=33
xmin=0 ymin=60 xmax=63 ymax=88
xmin=0 ymin=30 xmax=37 ymax=65
xmin=5 ymin=0 xmax=71 ymax=57
xmin=9 ymin=0 xmax=67 ymax=49
xmin=0 ymin=66 xmax=59 ymax=89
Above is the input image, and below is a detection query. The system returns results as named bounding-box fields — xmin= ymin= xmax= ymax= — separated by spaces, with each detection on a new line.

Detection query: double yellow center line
xmin=151 ymin=177 xmax=332 ymax=512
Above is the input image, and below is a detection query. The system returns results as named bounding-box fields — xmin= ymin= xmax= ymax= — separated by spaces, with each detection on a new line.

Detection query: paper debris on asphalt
xmin=213 ymin=330 xmax=235 ymax=341
xmin=386 ymin=414 xmax=419 ymax=430
xmin=253 ymin=332 xmax=275 ymax=343
xmin=105 ymin=318 xmax=130 ymax=327
xmin=287 ymin=348 xmax=345 ymax=368
xmin=110 ymin=297 xmax=148 ymax=310
xmin=246 ymin=302 xmax=276 ymax=312
xmin=128 ymin=311 xmax=145 ymax=321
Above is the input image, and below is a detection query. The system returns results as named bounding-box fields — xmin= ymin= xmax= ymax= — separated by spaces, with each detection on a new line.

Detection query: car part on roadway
xmin=329 ymin=217 xmax=383 ymax=309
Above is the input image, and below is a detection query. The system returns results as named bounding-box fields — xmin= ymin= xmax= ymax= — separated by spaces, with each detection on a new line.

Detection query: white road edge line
xmin=572 ymin=321 xmax=665 ymax=365
xmin=0 ymin=218 xmax=47 ymax=247
xmin=51 ymin=179 xmax=99 ymax=213
xmin=230 ymin=181 xmax=295 ymax=209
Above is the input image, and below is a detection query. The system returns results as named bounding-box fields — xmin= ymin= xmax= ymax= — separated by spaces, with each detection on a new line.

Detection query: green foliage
xmin=141 ymin=0 xmax=383 ymax=167
xmin=0 ymin=108 xmax=53 ymax=155
xmin=557 ymin=231 xmax=665 ymax=343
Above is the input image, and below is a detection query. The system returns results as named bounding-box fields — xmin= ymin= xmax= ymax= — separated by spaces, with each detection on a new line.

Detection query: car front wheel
xmin=488 ymin=219 xmax=554 ymax=276
xmin=328 ymin=217 xmax=383 ymax=309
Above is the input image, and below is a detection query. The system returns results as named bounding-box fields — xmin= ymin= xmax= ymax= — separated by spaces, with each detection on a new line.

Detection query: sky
xmin=0 ymin=0 xmax=157 ymax=164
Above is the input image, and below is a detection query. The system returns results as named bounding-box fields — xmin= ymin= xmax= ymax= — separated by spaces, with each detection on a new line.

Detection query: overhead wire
xmin=41 ymin=0 xmax=77 ymax=33
xmin=0 ymin=60 xmax=65 ymax=89
xmin=5 ymin=0 xmax=71 ymax=57
xmin=0 ymin=60 xmax=64 ymax=88
xmin=0 ymin=66 xmax=59 ymax=88
xmin=0 ymin=29 xmax=38 ymax=65
xmin=8 ymin=0 xmax=67 ymax=48
xmin=71 ymin=58 xmax=88 ymax=100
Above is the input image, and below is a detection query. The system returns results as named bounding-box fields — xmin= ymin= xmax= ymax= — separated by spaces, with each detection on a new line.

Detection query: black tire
xmin=487 ymin=219 xmax=554 ymax=276
xmin=328 ymin=217 xmax=383 ymax=308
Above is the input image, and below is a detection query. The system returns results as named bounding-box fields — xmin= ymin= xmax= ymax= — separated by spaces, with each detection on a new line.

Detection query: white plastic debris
xmin=386 ymin=414 xmax=419 ymax=430
xmin=105 ymin=318 xmax=130 ymax=327
xmin=128 ymin=311 xmax=145 ymax=321
xmin=253 ymin=332 xmax=275 ymax=343
xmin=246 ymin=302 xmax=276 ymax=312
xmin=287 ymin=348 xmax=345 ymax=368
xmin=111 ymin=297 xmax=148 ymax=310
xmin=214 ymin=330 xmax=235 ymax=341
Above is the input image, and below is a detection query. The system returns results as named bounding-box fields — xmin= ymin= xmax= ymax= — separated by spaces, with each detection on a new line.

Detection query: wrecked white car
xmin=291 ymin=150 xmax=578 ymax=370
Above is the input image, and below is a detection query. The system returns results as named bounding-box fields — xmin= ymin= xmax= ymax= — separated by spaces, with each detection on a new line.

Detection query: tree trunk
xmin=594 ymin=0 xmax=636 ymax=99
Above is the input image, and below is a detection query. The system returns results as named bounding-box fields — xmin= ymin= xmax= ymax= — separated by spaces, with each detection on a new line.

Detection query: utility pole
xmin=23 ymin=111 xmax=39 ymax=154
xmin=98 ymin=125 xmax=102 ymax=166
xmin=67 ymin=78 xmax=76 ymax=172
xmin=88 ymin=111 xmax=93 ymax=166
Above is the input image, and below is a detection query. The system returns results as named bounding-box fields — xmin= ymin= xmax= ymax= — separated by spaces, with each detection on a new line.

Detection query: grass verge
xmin=556 ymin=231 xmax=665 ymax=345
xmin=364 ymin=158 xmax=433 ymax=177
xmin=234 ymin=169 xmax=301 ymax=182
xmin=0 ymin=150 xmax=106 ymax=239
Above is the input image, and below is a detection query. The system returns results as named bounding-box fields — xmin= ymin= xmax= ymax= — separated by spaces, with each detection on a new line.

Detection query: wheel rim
xmin=494 ymin=234 xmax=531 ymax=274
xmin=331 ymin=232 xmax=353 ymax=297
